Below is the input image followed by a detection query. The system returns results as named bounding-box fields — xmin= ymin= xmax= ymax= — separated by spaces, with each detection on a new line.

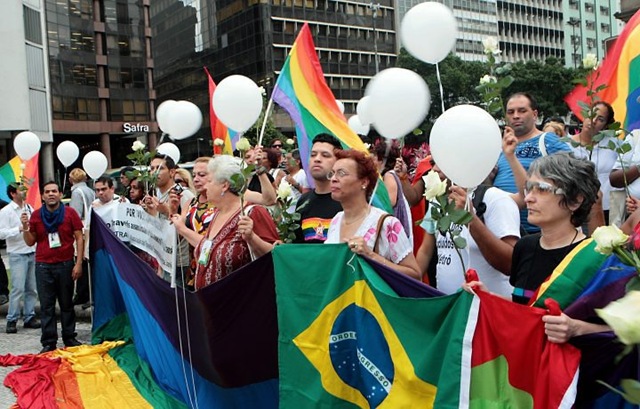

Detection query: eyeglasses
xmin=174 ymin=179 xmax=186 ymax=185
xmin=327 ymin=169 xmax=351 ymax=180
xmin=523 ymin=180 xmax=565 ymax=196
xmin=271 ymin=144 xmax=282 ymax=148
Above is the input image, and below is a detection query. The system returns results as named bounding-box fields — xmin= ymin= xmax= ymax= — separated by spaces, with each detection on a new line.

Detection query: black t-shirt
xmin=510 ymin=234 xmax=584 ymax=305
xmin=293 ymin=191 xmax=342 ymax=243
xmin=247 ymin=173 xmax=274 ymax=193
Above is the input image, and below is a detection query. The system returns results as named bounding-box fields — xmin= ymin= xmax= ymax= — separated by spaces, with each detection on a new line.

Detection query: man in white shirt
xmin=92 ymin=176 xmax=124 ymax=226
xmin=0 ymin=184 xmax=38 ymax=333
xmin=416 ymin=160 xmax=521 ymax=297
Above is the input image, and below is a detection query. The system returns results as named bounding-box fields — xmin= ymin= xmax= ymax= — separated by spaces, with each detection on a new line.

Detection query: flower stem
xmin=449 ymin=231 xmax=467 ymax=275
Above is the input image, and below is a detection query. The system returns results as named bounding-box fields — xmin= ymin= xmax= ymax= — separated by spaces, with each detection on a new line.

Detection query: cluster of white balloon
xmin=347 ymin=2 xmax=501 ymax=188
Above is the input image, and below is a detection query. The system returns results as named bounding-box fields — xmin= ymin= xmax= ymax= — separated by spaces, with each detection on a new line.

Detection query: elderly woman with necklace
xmin=172 ymin=155 xmax=279 ymax=289
xmin=324 ymin=150 xmax=421 ymax=280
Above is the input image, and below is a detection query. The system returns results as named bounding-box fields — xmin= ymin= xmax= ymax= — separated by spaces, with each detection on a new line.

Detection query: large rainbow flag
xmin=0 ymin=154 xmax=41 ymax=207
xmin=2 ymin=215 xmax=636 ymax=408
xmin=565 ymin=9 xmax=640 ymax=130
xmin=205 ymin=67 xmax=238 ymax=155
xmin=271 ymin=23 xmax=391 ymax=212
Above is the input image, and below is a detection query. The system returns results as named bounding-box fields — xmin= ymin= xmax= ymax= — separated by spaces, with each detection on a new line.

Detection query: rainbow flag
xmin=0 ymin=154 xmax=41 ymax=207
xmin=205 ymin=67 xmax=238 ymax=155
xmin=272 ymin=23 xmax=392 ymax=212
xmin=565 ymin=9 xmax=640 ymax=130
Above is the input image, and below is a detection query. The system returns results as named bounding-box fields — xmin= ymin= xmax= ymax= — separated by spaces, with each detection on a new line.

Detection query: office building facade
xmin=150 ymin=0 xmax=397 ymax=135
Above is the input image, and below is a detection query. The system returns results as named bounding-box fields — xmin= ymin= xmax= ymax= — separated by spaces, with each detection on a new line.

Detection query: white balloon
xmin=165 ymin=101 xmax=202 ymax=140
xmin=212 ymin=75 xmax=263 ymax=133
xmin=348 ymin=115 xmax=370 ymax=136
xmin=430 ymin=105 xmax=501 ymax=188
xmin=356 ymin=96 xmax=373 ymax=125
xmin=157 ymin=142 xmax=181 ymax=164
xmin=401 ymin=2 xmax=458 ymax=64
xmin=56 ymin=141 xmax=79 ymax=168
xmin=156 ymin=100 xmax=178 ymax=133
xmin=13 ymin=131 xmax=41 ymax=161
xmin=82 ymin=151 xmax=108 ymax=180
xmin=365 ymin=68 xmax=431 ymax=140
xmin=336 ymin=100 xmax=345 ymax=114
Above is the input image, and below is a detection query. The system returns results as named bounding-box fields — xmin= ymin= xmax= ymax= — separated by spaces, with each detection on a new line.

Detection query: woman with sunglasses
xmin=324 ymin=150 xmax=421 ymax=280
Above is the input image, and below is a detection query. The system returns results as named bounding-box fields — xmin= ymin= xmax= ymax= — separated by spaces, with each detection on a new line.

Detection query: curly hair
xmin=263 ymin=148 xmax=280 ymax=170
xmin=372 ymin=140 xmax=400 ymax=174
xmin=335 ymin=149 xmax=379 ymax=198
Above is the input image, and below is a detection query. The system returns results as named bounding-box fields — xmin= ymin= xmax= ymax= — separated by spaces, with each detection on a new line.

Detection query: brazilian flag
xmin=274 ymin=244 xmax=477 ymax=408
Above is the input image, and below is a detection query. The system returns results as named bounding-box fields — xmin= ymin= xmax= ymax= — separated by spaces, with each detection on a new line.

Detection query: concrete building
xmin=396 ymin=0 xmax=499 ymax=61
xmin=1 ymin=0 xmax=157 ymax=180
xmin=150 ymin=0 xmax=398 ymax=135
xmin=563 ymin=0 xmax=622 ymax=68
xmin=0 ymin=0 xmax=54 ymax=179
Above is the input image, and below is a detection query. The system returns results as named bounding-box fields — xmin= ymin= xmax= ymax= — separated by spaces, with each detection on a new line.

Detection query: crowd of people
xmin=0 ymin=91 xmax=637 ymax=403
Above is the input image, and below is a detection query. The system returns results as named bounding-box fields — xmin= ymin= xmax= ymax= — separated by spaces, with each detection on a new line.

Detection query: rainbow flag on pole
xmin=565 ymin=9 xmax=640 ymax=130
xmin=0 ymin=154 xmax=41 ymax=207
xmin=205 ymin=67 xmax=238 ymax=155
xmin=272 ymin=23 xmax=392 ymax=212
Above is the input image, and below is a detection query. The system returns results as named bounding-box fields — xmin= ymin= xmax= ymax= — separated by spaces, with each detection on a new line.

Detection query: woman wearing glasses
xmin=324 ymin=150 xmax=421 ymax=280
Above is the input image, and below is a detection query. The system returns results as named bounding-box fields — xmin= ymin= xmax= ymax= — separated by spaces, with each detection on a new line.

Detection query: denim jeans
xmin=35 ymin=261 xmax=76 ymax=346
xmin=6 ymin=253 xmax=37 ymax=323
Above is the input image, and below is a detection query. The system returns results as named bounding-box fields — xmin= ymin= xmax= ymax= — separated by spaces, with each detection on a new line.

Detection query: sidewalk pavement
xmin=0 ymin=249 xmax=94 ymax=407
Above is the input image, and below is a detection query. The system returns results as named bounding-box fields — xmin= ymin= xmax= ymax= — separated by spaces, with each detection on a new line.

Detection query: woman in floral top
xmin=324 ymin=150 xmax=421 ymax=280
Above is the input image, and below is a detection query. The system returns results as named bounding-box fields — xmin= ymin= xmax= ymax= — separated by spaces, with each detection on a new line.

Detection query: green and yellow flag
xmin=274 ymin=244 xmax=478 ymax=408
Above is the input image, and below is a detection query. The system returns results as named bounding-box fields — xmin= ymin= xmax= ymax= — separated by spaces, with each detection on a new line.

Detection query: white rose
xmin=236 ymin=137 xmax=251 ymax=152
xmin=422 ymin=170 xmax=447 ymax=201
xmin=286 ymin=138 xmax=295 ymax=146
xmin=277 ymin=180 xmax=292 ymax=200
xmin=582 ymin=53 xmax=599 ymax=70
xmin=479 ymin=75 xmax=497 ymax=85
xmin=596 ymin=291 xmax=640 ymax=345
xmin=482 ymin=37 xmax=501 ymax=56
xmin=258 ymin=86 xmax=266 ymax=97
xmin=592 ymin=225 xmax=628 ymax=255
xmin=214 ymin=138 xmax=225 ymax=146
xmin=132 ymin=141 xmax=145 ymax=151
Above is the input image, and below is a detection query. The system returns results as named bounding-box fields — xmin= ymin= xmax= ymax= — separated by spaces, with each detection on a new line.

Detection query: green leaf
xmin=620 ymin=379 xmax=640 ymax=404
xmin=439 ymin=216 xmax=452 ymax=232
xmin=595 ymin=84 xmax=608 ymax=92
xmin=498 ymin=76 xmax=514 ymax=88
xmin=453 ymin=236 xmax=467 ymax=249
xmin=607 ymin=140 xmax=617 ymax=150
xmin=577 ymin=100 xmax=590 ymax=111
xmin=572 ymin=78 xmax=588 ymax=86
xmin=291 ymin=213 xmax=301 ymax=221
xmin=620 ymin=143 xmax=632 ymax=154
xmin=456 ymin=212 xmax=474 ymax=225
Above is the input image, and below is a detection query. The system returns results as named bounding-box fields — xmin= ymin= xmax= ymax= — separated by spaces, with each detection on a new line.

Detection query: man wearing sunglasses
xmin=493 ymin=92 xmax=571 ymax=233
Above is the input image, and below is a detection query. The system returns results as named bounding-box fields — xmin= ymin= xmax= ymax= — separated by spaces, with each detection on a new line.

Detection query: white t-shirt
xmin=421 ymin=187 xmax=520 ymax=297
xmin=570 ymin=137 xmax=621 ymax=210
xmin=612 ymin=133 xmax=640 ymax=198
xmin=325 ymin=206 xmax=413 ymax=264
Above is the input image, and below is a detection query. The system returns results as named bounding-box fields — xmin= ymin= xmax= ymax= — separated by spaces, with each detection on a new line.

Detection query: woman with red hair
xmin=324 ymin=150 xmax=421 ymax=280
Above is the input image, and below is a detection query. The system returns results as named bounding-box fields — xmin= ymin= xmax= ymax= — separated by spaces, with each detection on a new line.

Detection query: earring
xmin=221 ymin=191 xmax=225 ymax=197
xmin=361 ymin=185 xmax=366 ymax=190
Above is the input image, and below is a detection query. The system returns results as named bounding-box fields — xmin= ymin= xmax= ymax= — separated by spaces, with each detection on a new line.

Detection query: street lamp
xmin=567 ymin=18 xmax=581 ymax=68
xmin=368 ymin=2 xmax=381 ymax=73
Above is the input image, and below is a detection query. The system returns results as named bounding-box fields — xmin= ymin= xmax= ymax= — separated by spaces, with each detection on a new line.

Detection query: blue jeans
xmin=35 ymin=261 xmax=76 ymax=346
xmin=6 ymin=253 xmax=37 ymax=323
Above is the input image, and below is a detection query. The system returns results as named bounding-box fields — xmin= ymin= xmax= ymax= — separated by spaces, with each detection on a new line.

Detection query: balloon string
xmin=436 ymin=63 xmax=445 ymax=114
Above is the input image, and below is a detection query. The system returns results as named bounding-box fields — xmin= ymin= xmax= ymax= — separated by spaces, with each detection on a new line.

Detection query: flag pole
xmin=257 ymin=96 xmax=274 ymax=148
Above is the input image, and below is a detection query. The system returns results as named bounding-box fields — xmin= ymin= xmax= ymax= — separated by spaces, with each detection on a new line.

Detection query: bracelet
xmin=255 ymin=166 xmax=267 ymax=176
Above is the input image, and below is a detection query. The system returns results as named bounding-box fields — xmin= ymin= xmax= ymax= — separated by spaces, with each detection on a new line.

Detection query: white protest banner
xmin=95 ymin=203 xmax=178 ymax=275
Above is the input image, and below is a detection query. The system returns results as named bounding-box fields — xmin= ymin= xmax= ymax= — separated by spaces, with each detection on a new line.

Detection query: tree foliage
xmin=396 ymin=51 xmax=582 ymax=128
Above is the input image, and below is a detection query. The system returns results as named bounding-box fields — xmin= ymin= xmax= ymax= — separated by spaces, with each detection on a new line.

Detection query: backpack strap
xmin=472 ymin=185 xmax=490 ymax=223
xmin=373 ymin=214 xmax=391 ymax=254
xmin=538 ymin=133 xmax=548 ymax=156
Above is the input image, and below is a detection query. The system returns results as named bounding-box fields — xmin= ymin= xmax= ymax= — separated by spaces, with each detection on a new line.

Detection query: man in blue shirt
xmin=493 ymin=92 xmax=571 ymax=233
